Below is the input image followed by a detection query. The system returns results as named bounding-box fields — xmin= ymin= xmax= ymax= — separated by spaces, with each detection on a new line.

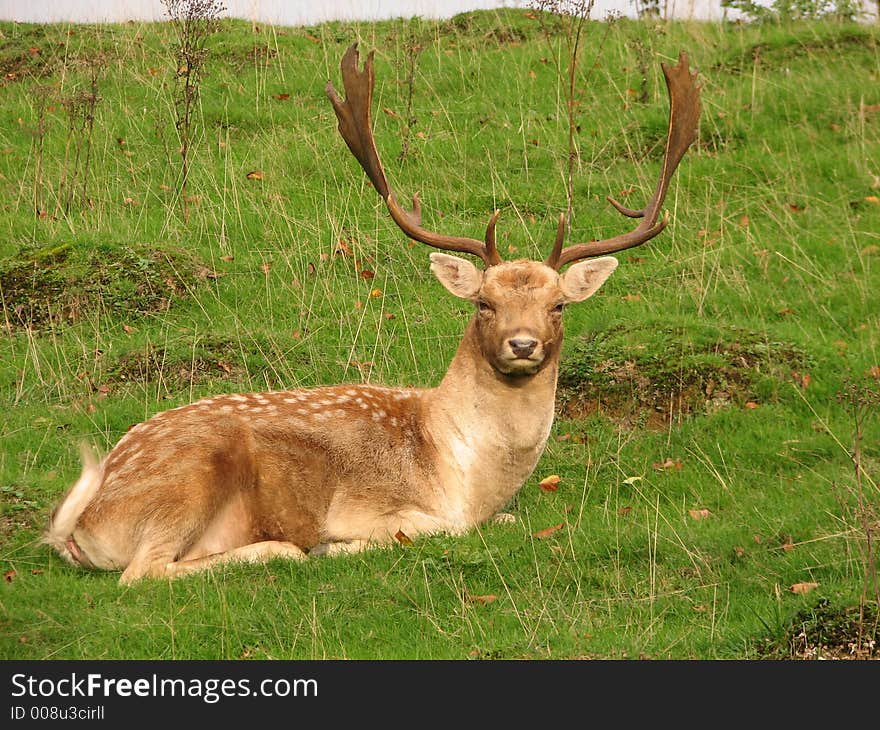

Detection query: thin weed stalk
xmin=162 ymin=0 xmax=225 ymax=222
xmin=397 ymin=22 xmax=425 ymax=162
xmin=532 ymin=0 xmax=616 ymax=225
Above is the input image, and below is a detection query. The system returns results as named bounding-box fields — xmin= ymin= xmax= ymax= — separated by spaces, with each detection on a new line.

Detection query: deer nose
xmin=509 ymin=338 xmax=538 ymax=359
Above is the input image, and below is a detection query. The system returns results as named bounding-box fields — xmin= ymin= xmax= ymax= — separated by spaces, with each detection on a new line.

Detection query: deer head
xmin=326 ymin=44 xmax=700 ymax=380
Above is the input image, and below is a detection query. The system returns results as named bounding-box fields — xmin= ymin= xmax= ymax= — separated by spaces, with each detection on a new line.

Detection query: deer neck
xmin=425 ymin=318 xmax=559 ymax=525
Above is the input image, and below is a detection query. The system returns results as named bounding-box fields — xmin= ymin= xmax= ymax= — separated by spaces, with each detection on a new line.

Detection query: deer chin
xmin=494 ymin=355 xmax=544 ymax=377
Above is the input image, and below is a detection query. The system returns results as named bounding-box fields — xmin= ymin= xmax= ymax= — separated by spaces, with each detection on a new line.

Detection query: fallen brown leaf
xmin=468 ymin=594 xmax=498 ymax=605
xmin=790 ymin=582 xmax=818 ymax=595
xmin=273 ymin=93 xmax=290 ymax=101
xmin=688 ymin=508 xmax=712 ymax=520
xmin=653 ymin=458 xmax=682 ymax=471
xmin=260 ymin=261 xmax=272 ymax=275
xmin=745 ymin=401 xmax=759 ymax=409
xmin=360 ymin=269 xmax=375 ymax=280
xmin=538 ymin=474 xmax=561 ymax=492
xmin=533 ymin=523 xmax=564 ymax=539
xmin=4 ymin=570 xmax=15 ymax=582
xmin=394 ymin=530 xmax=413 ymax=546
xmin=246 ymin=170 xmax=263 ymax=180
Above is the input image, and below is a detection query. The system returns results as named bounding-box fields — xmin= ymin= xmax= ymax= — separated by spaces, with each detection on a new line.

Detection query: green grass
xmin=1 ymin=10 xmax=878 ymax=659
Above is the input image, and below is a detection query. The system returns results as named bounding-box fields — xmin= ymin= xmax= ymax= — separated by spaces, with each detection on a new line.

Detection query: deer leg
xmin=164 ymin=541 xmax=307 ymax=579
xmin=119 ymin=540 xmax=180 ymax=585
xmin=310 ymin=539 xmax=373 ymax=557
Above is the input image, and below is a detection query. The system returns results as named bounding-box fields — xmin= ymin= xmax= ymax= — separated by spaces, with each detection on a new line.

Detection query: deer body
xmin=46 ymin=44 xmax=699 ymax=583
xmin=47 ymin=258 xmax=613 ymax=583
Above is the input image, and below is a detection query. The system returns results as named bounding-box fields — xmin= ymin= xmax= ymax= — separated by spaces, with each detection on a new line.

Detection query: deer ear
xmin=560 ymin=257 xmax=619 ymax=302
xmin=429 ymin=253 xmax=483 ymax=300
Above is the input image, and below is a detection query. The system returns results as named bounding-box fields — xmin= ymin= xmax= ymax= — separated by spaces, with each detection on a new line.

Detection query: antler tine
xmin=327 ymin=44 xmax=502 ymax=267
xmin=546 ymin=51 xmax=701 ymax=270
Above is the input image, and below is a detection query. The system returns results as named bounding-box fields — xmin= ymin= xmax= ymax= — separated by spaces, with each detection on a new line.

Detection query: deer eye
xmin=552 ymin=303 xmax=565 ymax=314
xmin=477 ymin=300 xmax=493 ymax=313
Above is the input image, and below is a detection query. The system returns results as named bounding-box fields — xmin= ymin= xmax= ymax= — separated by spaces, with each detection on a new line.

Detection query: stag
xmin=45 ymin=44 xmax=700 ymax=583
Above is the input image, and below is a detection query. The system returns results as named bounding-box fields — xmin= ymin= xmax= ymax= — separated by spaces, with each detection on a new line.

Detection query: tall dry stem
xmin=162 ymin=0 xmax=225 ymax=221
xmin=532 ymin=1 xmax=615 ymax=226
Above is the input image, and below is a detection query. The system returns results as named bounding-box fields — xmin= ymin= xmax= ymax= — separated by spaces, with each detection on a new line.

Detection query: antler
xmin=545 ymin=51 xmax=701 ymax=270
xmin=326 ymin=44 xmax=503 ymax=267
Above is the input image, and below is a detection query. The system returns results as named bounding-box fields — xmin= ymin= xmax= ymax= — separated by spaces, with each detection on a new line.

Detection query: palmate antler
xmin=327 ymin=44 xmax=701 ymax=270
xmin=326 ymin=44 xmax=502 ymax=267
xmin=544 ymin=51 xmax=702 ymax=270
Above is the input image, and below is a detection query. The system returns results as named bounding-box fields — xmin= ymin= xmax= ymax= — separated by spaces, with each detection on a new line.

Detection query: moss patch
xmin=557 ymin=321 xmax=810 ymax=428
xmin=0 ymin=241 xmax=205 ymax=331
xmin=107 ymin=337 xmax=246 ymax=388
xmin=757 ymin=598 xmax=879 ymax=660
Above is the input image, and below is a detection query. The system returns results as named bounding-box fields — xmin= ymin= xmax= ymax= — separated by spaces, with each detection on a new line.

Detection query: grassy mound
xmin=0 ymin=241 xmax=205 ymax=330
